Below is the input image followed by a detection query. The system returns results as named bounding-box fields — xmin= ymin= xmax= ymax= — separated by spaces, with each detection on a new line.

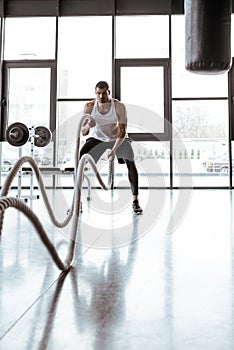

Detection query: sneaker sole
xmin=133 ymin=210 xmax=143 ymax=215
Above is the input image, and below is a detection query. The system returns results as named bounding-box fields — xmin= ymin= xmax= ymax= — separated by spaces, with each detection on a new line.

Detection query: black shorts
xmin=80 ymin=137 xmax=135 ymax=163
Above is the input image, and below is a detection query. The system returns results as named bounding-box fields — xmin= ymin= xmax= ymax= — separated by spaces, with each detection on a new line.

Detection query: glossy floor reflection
xmin=0 ymin=188 xmax=234 ymax=349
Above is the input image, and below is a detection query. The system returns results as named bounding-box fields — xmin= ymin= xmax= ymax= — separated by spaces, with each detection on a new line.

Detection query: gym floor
xmin=0 ymin=187 xmax=234 ymax=350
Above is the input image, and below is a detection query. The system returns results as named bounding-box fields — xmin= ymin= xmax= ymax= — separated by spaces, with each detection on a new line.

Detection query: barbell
xmin=6 ymin=122 xmax=51 ymax=147
xmin=6 ymin=122 xmax=29 ymax=147
xmin=34 ymin=126 xmax=51 ymax=147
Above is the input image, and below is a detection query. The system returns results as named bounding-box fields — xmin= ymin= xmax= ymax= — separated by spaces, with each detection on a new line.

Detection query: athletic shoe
xmin=132 ymin=200 xmax=143 ymax=215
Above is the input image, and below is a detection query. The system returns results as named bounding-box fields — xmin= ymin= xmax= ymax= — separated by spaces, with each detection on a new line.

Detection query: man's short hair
xmin=95 ymin=81 xmax=109 ymax=90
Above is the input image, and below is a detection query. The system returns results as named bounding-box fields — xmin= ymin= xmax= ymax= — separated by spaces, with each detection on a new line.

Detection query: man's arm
xmin=108 ymin=101 xmax=127 ymax=158
xmin=82 ymin=101 xmax=96 ymax=136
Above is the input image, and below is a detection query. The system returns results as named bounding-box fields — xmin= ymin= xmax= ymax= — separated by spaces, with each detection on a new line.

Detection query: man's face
xmin=95 ymin=87 xmax=110 ymax=104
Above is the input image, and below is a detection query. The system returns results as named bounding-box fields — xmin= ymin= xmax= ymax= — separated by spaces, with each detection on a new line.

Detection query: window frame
xmin=115 ymin=58 xmax=171 ymax=141
xmin=1 ymin=59 xmax=57 ymax=141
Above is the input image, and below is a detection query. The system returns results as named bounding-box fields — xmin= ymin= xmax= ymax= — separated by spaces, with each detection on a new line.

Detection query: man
xmin=80 ymin=81 xmax=143 ymax=214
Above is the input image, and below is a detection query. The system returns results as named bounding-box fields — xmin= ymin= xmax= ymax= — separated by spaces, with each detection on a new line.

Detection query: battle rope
xmin=0 ymin=196 xmax=66 ymax=271
xmin=0 ymin=153 xmax=112 ymax=271
xmin=0 ymin=115 xmax=114 ymax=230
xmin=0 ymin=112 xmax=116 ymax=270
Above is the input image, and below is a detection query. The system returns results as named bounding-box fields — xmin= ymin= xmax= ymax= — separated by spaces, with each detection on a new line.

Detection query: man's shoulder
xmin=84 ymin=100 xmax=95 ymax=113
xmin=113 ymin=99 xmax=126 ymax=111
xmin=86 ymin=100 xmax=95 ymax=107
xmin=113 ymin=99 xmax=125 ymax=109
xmin=113 ymin=99 xmax=127 ymax=123
xmin=113 ymin=98 xmax=121 ymax=104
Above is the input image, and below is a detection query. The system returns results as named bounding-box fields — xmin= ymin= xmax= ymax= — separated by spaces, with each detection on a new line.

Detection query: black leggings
xmin=80 ymin=137 xmax=139 ymax=196
xmin=124 ymin=159 xmax=139 ymax=196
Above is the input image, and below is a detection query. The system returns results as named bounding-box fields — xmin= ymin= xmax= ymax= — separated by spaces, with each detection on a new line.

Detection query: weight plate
xmin=34 ymin=126 xmax=51 ymax=147
xmin=6 ymin=122 xmax=29 ymax=147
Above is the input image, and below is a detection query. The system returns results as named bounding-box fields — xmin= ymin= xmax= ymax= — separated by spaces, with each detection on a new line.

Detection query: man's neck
xmin=97 ymin=99 xmax=111 ymax=114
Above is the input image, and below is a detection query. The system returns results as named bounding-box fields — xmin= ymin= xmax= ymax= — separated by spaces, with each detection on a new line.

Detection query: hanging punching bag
xmin=185 ymin=0 xmax=231 ymax=74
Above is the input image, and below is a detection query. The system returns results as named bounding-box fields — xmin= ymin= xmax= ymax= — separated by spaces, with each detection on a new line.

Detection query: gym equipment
xmin=6 ymin=122 xmax=51 ymax=147
xmin=6 ymin=122 xmax=29 ymax=146
xmin=5 ymin=123 xmax=52 ymax=202
xmin=16 ymin=127 xmax=40 ymax=202
xmin=185 ymin=0 xmax=231 ymax=74
xmin=34 ymin=126 xmax=51 ymax=147
xmin=0 ymin=114 xmax=115 ymax=271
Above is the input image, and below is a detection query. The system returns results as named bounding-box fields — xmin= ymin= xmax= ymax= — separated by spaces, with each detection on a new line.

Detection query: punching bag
xmin=185 ymin=0 xmax=231 ymax=74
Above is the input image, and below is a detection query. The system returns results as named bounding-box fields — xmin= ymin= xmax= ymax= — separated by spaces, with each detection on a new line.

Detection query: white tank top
xmin=90 ymin=99 xmax=119 ymax=142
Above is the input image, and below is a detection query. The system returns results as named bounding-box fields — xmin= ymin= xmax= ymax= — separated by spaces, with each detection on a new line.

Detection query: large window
xmin=1 ymin=17 xmax=57 ymax=187
xmin=115 ymin=15 xmax=169 ymax=58
xmin=171 ymin=15 xmax=230 ymax=188
xmin=114 ymin=15 xmax=171 ymax=187
xmin=57 ymin=101 xmax=86 ymax=168
xmin=173 ymin=100 xmax=229 ymax=187
xmin=115 ymin=61 xmax=169 ymax=137
xmin=4 ymin=17 xmax=56 ymax=60
xmin=5 ymin=66 xmax=51 ymax=127
xmin=0 ymin=61 xmax=56 ymax=187
xmin=171 ymin=16 xmax=228 ymax=98
xmin=1 ymin=13 xmax=234 ymax=189
xmin=57 ymin=16 xmax=112 ymax=98
xmin=55 ymin=16 xmax=113 ymax=186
